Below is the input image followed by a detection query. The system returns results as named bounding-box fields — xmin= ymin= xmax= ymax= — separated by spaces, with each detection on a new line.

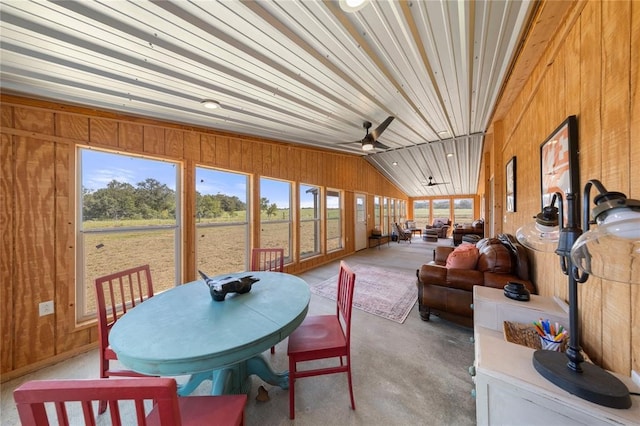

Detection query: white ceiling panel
xmin=0 ymin=0 xmax=536 ymax=197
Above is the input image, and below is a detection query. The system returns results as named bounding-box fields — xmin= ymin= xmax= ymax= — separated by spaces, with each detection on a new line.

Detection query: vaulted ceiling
xmin=0 ymin=0 xmax=537 ymax=197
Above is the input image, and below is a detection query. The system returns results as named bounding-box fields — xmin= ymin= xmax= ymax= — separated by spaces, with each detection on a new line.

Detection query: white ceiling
xmin=0 ymin=0 xmax=535 ymax=197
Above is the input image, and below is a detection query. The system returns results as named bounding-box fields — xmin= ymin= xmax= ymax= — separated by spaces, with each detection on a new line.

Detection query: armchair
xmin=393 ymin=222 xmax=412 ymax=243
xmin=452 ymin=219 xmax=484 ymax=246
xmin=424 ymin=218 xmax=451 ymax=238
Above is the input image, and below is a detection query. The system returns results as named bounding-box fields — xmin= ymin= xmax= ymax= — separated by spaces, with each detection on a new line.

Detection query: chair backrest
xmin=250 ymin=248 xmax=284 ymax=272
xmin=13 ymin=377 xmax=182 ymax=425
xmin=393 ymin=223 xmax=409 ymax=240
xmin=336 ymin=261 xmax=357 ymax=345
xmin=95 ymin=265 xmax=154 ymax=351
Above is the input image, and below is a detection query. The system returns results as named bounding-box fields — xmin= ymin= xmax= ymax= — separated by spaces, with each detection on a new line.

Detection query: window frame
xmin=195 ymin=166 xmax=251 ymax=275
xmin=259 ymin=177 xmax=293 ymax=263
xmin=299 ymin=183 xmax=321 ymax=259
xmin=76 ymin=147 xmax=181 ymax=323
xmin=326 ymin=188 xmax=343 ymax=252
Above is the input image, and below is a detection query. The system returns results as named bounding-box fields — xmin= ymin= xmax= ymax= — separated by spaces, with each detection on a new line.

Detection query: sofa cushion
xmin=476 ymin=238 xmax=512 ymax=273
xmin=446 ymin=244 xmax=479 ymax=269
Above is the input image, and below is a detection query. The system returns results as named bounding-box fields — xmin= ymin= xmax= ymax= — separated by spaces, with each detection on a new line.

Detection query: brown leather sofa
xmin=424 ymin=218 xmax=451 ymax=238
xmin=452 ymin=219 xmax=484 ymax=246
xmin=416 ymin=234 xmax=536 ymax=327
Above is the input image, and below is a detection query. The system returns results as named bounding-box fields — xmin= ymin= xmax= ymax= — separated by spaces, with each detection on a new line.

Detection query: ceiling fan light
xmin=361 ymin=141 xmax=374 ymax=151
xmin=201 ymin=100 xmax=220 ymax=109
xmin=339 ymin=0 xmax=368 ymax=13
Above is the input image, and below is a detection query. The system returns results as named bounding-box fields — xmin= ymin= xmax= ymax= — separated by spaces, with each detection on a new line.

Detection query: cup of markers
xmin=533 ymin=319 xmax=567 ymax=351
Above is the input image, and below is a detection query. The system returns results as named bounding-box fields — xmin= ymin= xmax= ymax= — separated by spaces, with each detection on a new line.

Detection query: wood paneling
xmin=1 ymin=132 xmax=15 ymax=374
xmin=631 ymin=0 xmax=640 ymax=373
xmin=0 ymin=93 xmax=406 ymax=379
xmin=14 ymin=137 xmax=57 ymax=366
xmin=488 ymin=0 xmax=638 ymax=375
xmin=600 ymin=0 xmax=631 ymax=374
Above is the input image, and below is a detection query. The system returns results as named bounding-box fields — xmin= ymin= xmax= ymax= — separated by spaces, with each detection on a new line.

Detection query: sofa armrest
xmin=434 ymin=246 xmax=454 ymax=265
xmin=418 ymin=264 xmax=483 ymax=292
xmin=418 ymin=264 xmax=448 ymax=285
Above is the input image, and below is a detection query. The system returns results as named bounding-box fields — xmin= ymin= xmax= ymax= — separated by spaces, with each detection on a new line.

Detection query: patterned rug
xmin=309 ymin=264 xmax=418 ymax=323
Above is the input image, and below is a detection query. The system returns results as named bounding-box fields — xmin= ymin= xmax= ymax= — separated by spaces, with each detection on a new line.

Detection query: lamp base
xmin=533 ymin=350 xmax=631 ymax=409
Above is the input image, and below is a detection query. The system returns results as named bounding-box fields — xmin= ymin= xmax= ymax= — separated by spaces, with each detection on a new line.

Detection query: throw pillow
xmin=446 ymin=243 xmax=480 ymax=269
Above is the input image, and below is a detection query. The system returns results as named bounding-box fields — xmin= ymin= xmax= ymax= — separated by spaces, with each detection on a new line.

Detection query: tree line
xmin=82 ymin=179 xmax=248 ymax=221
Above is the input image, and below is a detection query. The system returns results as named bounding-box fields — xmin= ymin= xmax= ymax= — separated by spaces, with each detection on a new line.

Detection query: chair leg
xmin=347 ymin=359 xmax=356 ymax=410
xmin=98 ymin=356 xmax=108 ymax=414
xmin=289 ymin=357 xmax=296 ymax=419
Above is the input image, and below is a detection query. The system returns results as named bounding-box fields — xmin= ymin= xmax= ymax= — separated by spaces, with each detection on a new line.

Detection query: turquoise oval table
xmin=109 ymin=271 xmax=310 ymax=395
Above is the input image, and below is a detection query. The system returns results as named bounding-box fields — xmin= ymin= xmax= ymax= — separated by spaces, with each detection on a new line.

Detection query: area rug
xmin=309 ymin=264 xmax=417 ymax=324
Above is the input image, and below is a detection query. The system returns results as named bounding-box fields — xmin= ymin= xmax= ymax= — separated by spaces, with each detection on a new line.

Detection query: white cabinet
xmin=472 ymin=286 xmax=640 ymax=425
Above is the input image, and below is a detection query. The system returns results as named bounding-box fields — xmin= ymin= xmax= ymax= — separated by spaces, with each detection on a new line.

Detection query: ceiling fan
xmin=423 ymin=176 xmax=448 ymax=186
xmin=341 ymin=116 xmax=395 ymax=151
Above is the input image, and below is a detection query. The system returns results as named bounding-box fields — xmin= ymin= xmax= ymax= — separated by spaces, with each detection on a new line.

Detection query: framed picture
xmin=540 ymin=115 xmax=579 ymax=210
xmin=505 ymin=156 xmax=516 ymax=212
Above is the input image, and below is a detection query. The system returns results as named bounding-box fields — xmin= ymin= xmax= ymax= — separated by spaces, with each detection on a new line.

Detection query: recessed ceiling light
xmin=447 ymin=153 xmax=454 ymax=158
xmin=339 ymin=0 xmax=368 ymax=13
xmin=201 ymin=100 xmax=221 ymax=109
xmin=392 ymin=161 xmax=398 ymax=166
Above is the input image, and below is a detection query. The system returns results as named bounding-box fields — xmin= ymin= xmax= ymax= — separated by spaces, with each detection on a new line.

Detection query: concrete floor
xmin=1 ymin=237 xmax=476 ymax=425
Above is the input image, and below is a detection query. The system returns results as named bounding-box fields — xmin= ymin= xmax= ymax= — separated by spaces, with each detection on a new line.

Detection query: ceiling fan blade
xmin=336 ymin=139 xmax=363 ymax=145
xmin=374 ymin=141 xmax=390 ymax=150
xmin=370 ymin=116 xmax=394 ymax=140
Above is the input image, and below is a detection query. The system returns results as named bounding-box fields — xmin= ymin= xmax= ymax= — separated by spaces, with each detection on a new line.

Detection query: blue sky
xmin=81 ymin=149 xmax=292 ymax=207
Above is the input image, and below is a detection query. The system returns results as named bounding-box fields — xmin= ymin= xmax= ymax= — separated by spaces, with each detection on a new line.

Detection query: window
xmin=300 ymin=184 xmax=320 ymax=258
xmin=260 ymin=177 xmax=292 ymax=261
xmin=432 ymin=199 xmax=451 ymax=222
xmin=196 ymin=167 xmax=249 ymax=275
xmin=399 ymin=200 xmax=407 ymax=223
xmin=453 ymin=198 xmax=474 ymax=224
xmin=374 ymin=196 xmax=381 ymax=232
xmin=383 ymin=197 xmax=389 ymax=235
xmin=326 ymin=189 xmax=343 ymax=251
xmin=413 ymin=200 xmax=430 ymax=228
xmin=390 ymin=199 xmax=397 ymax=224
xmin=77 ymin=148 xmax=180 ymax=322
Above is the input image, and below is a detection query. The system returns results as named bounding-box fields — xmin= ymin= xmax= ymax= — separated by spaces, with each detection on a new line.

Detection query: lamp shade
xmin=515 ymin=221 xmax=559 ymax=252
xmin=515 ymin=202 xmax=560 ymax=252
xmin=571 ymin=216 xmax=640 ymax=284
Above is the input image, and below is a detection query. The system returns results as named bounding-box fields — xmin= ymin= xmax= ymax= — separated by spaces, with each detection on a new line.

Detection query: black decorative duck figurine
xmin=198 ymin=270 xmax=260 ymax=301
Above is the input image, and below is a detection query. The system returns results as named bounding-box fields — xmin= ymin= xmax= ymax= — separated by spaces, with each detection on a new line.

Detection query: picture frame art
xmin=506 ymin=156 xmax=516 ymax=212
xmin=540 ymin=115 xmax=579 ymax=210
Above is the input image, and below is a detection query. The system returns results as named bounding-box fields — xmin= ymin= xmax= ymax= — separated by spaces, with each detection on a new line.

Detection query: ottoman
xmin=425 ymin=229 xmax=438 ymax=242
xmin=462 ymin=234 xmax=481 ymax=244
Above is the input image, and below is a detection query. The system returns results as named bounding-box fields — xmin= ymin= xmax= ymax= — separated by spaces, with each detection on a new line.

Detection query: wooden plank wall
xmin=487 ymin=0 xmax=639 ymax=376
xmin=0 ymin=95 xmax=406 ymax=379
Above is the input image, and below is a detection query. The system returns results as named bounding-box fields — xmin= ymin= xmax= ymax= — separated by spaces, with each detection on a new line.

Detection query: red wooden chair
xmin=250 ymin=247 xmax=284 ymax=273
xmin=95 ymin=265 xmax=155 ymax=413
xmin=286 ymin=260 xmax=357 ymax=419
xmin=250 ymin=248 xmax=284 ymax=354
xmin=13 ymin=377 xmax=247 ymax=426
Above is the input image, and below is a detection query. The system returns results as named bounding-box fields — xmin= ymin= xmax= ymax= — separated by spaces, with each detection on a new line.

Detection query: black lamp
xmin=516 ymin=179 xmax=640 ymax=409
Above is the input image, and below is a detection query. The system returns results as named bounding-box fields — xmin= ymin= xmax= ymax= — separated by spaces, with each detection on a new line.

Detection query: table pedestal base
xmin=177 ymin=354 xmax=289 ymax=396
